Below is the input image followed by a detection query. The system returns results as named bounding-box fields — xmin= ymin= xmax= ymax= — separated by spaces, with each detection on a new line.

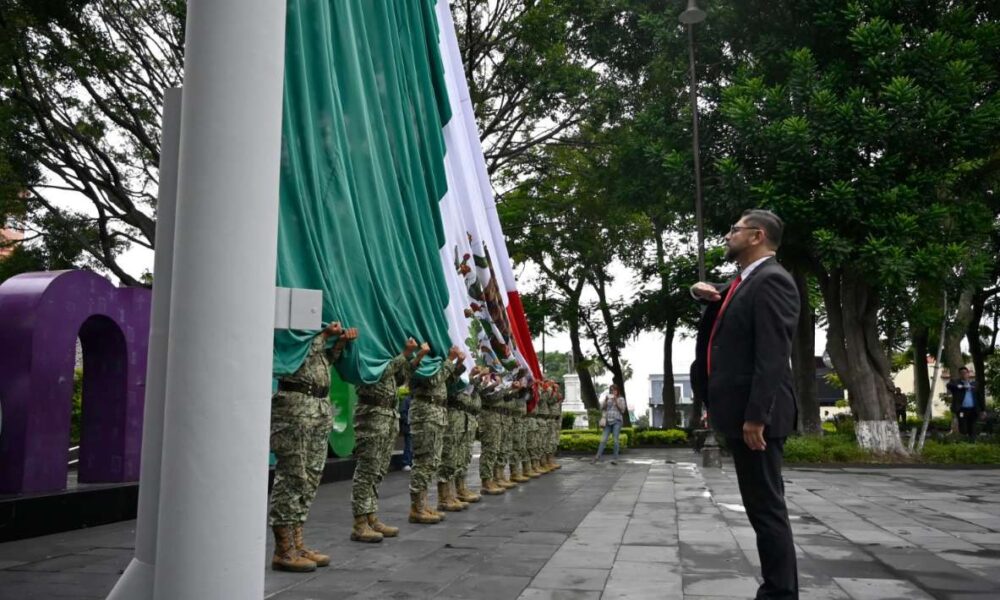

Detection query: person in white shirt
xmin=592 ymin=385 xmax=627 ymax=464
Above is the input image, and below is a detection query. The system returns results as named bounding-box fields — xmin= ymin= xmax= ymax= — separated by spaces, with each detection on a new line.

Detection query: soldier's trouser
xmin=502 ymin=413 xmax=515 ymax=467
xmin=527 ymin=417 xmax=543 ymax=461
xmin=514 ymin=417 xmax=528 ymax=464
xmin=457 ymin=414 xmax=478 ymax=479
xmin=551 ymin=418 xmax=560 ymax=453
xmin=351 ymin=409 xmax=399 ymax=516
xmin=409 ymin=401 xmax=447 ymax=493
xmin=478 ymin=410 xmax=502 ymax=478
xmin=268 ymin=394 xmax=333 ymax=526
xmin=438 ymin=409 xmax=465 ymax=483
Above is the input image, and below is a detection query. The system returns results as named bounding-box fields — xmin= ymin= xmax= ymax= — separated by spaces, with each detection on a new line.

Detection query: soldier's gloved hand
xmin=326 ymin=321 xmax=345 ymax=337
xmin=419 ymin=342 xmax=431 ymax=355
xmin=343 ymin=327 xmax=359 ymax=341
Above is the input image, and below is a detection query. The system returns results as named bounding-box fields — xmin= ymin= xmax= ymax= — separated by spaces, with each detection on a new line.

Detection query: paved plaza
xmin=1 ymin=448 xmax=998 ymax=599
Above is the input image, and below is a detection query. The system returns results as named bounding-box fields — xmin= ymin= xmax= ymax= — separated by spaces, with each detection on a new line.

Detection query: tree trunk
xmin=568 ymin=314 xmax=599 ymax=411
xmin=943 ymin=287 xmax=975 ymax=374
xmin=968 ymin=289 xmax=988 ymax=407
xmin=661 ymin=322 xmax=678 ymax=429
xmin=819 ymin=268 xmax=905 ymax=454
xmin=791 ymin=268 xmax=820 ymax=433
xmin=590 ymin=274 xmax=630 ymax=425
xmin=912 ymin=325 xmax=930 ymax=416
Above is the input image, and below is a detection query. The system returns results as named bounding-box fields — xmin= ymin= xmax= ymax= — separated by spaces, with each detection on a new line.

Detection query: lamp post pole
xmin=680 ymin=0 xmax=707 ymax=282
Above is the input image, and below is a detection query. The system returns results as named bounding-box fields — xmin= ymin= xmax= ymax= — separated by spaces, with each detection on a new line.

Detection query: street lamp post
xmin=679 ymin=0 xmax=721 ymax=468
xmin=680 ymin=0 xmax=707 ymax=282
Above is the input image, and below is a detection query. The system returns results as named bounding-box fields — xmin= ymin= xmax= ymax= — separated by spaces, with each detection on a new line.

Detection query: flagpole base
xmin=106 ymin=557 xmax=154 ymax=600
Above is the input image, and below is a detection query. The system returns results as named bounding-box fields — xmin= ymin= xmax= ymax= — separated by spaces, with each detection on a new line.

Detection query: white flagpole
xmin=150 ymin=1 xmax=286 ymax=598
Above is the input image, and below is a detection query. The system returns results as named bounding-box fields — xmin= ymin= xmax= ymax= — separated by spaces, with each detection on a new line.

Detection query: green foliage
xmin=70 ymin=368 xmax=83 ymax=446
xmin=784 ymin=434 xmax=870 ymax=463
xmin=920 ymin=441 xmax=1000 ymax=464
xmin=558 ymin=432 xmax=630 ymax=453
xmin=821 ymin=421 xmax=837 ymax=433
xmin=561 ymin=412 xmax=577 ymax=430
xmin=635 ymin=429 xmax=688 ymax=446
xmin=587 ymin=409 xmax=602 ymax=429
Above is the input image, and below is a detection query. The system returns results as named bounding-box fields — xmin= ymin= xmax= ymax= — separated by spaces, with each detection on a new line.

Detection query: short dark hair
xmin=741 ymin=209 xmax=784 ymax=250
xmin=959 ymin=366 xmax=970 ymax=372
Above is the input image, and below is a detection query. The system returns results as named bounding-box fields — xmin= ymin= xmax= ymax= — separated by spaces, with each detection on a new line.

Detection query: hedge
xmin=559 ymin=432 xmax=630 ymax=453
xmin=635 ymin=429 xmax=688 ymax=446
xmin=785 ymin=433 xmax=1000 ymax=464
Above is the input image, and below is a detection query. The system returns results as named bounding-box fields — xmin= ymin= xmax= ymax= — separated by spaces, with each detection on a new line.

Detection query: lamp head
xmin=679 ymin=0 xmax=706 ymax=24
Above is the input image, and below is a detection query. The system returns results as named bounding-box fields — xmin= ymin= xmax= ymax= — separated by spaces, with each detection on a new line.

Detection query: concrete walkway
xmin=1 ymin=448 xmax=998 ymax=599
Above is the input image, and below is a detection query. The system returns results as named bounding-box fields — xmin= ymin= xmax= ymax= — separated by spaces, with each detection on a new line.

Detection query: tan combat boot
xmin=292 ymin=524 xmax=330 ymax=567
xmin=496 ymin=465 xmax=517 ymax=488
xmin=424 ymin=489 xmax=447 ymax=519
xmin=548 ymin=455 xmax=562 ymax=470
xmin=535 ymin=458 xmax=552 ymax=474
xmin=350 ymin=514 xmax=384 ymax=543
xmin=481 ymin=477 xmax=505 ymax=495
xmin=455 ymin=478 xmax=481 ymax=503
xmin=368 ymin=513 xmax=399 ymax=537
xmin=511 ymin=463 xmax=530 ymax=483
xmin=271 ymin=525 xmax=317 ymax=572
xmin=438 ymin=481 xmax=466 ymax=512
xmin=409 ymin=491 xmax=441 ymax=524
xmin=524 ymin=460 xmax=541 ymax=478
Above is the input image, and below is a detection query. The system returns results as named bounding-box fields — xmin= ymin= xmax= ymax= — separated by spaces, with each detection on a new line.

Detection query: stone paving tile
xmin=4 ymin=450 xmax=1000 ymax=599
xmin=832 ymin=577 xmax=935 ymax=599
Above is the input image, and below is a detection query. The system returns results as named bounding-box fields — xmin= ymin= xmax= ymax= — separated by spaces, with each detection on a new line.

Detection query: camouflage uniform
xmin=350 ymin=354 xmax=410 ymax=517
xmin=501 ymin=387 xmax=516 ymax=472
xmin=409 ymin=360 xmax=458 ymax=493
xmin=456 ymin=383 xmax=480 ymax=481
xmin=550 ymin=392 xmax=563 ymax=454
xmin=529 ymin=388 xmax=546 ymax=463
xmin=269 ymin=335 xmax=341 ymax=526
xmin=513 ymin=389 xmax=529 ymax=466
xmin=478 ymin=385 xmax=504 ymax=480
xmin=438 ymin=381 xmax=469 ymax=483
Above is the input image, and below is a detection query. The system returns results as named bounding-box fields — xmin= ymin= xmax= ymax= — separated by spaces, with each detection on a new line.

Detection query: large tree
xmin=716 ymin=0 xmax=1000 ymax=452
xmin=0 ymin=0 xmax=184 ymax=285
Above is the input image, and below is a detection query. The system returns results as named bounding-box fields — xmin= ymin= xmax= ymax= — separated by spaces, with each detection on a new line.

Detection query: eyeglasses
xmin=728 ymin=225 xmax=761 ymax=235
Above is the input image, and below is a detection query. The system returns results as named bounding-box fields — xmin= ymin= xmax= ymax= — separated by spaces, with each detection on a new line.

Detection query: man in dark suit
xmin=946 ymin=367 xmax=982 ymax=441
xmin=690 ymin=209 xmax=800 ymax=600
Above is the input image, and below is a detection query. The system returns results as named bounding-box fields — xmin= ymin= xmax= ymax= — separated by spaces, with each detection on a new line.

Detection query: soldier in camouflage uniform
xmin=349 ymin=337 xmax=425 ymax=543
xmin=496 ymin=381 xmax=519 ymax=488
xmin=530 ymin=381 xmax=550 ymax=475
xmin=511 ymin=380 xmax=532 ymax=483
xmin=454 ymin=367 xmax=483 ymax=502
xmin=477 ymin=372 xmax=506 ymax=495
xmin=269 ymin=322 xmax=357 ymax=572
xmin=437 ymin=375 xmax=472 ymax=512
xmin=408 ymin=345 xmax=464 ymax=523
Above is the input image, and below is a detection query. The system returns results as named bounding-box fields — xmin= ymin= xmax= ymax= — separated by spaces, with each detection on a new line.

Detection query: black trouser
xmin=957 ymin=410 xmax=978 ymax=440
xmin=728 ymin=437 xmax=798 ymax=600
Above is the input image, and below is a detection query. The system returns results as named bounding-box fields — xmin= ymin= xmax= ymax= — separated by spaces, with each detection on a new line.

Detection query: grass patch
xmin=785 ymin=433 xmax=1000 ymax=464
xmin=559 ymin=432 xmax=630 ymax=453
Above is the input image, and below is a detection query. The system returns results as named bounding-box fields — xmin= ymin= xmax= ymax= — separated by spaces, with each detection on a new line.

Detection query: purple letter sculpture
xmin=0 ymin=270 xmax=151 ymax=494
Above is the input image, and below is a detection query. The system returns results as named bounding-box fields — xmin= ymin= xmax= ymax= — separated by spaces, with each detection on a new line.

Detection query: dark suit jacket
xmin=946 ymin=379 xmax=983 ymax=414
xmin=691 ymin=257 xmax=800 ymax=439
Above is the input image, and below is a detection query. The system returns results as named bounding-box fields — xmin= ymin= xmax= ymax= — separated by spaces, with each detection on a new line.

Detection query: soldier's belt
xmin=486 ymin=405 xmax=509 ymax=416
xmin=276 ymin=380 xmax=330 ymax=398
xmin=357 ymin=394 xmax=396 ymax=408
xmin=414 ymin=396 xmax=447 ymax=406
xmin=447 ymin=401 xmax=480 ymax=416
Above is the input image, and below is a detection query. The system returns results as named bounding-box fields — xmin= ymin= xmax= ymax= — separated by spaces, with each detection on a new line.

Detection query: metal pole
xmin=152 ymin=1 xmax=286 ymax=598
xmin=688 ymin=23 xmax=706 ymax=282
xmin=105 ymin=88 xmax=182 ymax=600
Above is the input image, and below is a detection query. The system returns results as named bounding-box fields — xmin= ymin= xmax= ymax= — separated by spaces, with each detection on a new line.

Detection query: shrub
xmin=70 ymin=368 xmax=83 ymax=446
xmin=635 ymin=429 xmax=688 ymax=446
xmin=561 ymin=412 xmax=577 ymax=430
xmin=833 ymin=416 xmax=855 ymax=435
xmin=784 ymin=434 xmax=867 ymax=463
xmin=921 ymin=441 xmax=1000 ymax=464
xmin=821 ymin=421 xmax=836 ymax=433
xmin=558 ymin=432 xmax=630 ymax=453
xmin=587 ymin=409 xmax=602 ymax=430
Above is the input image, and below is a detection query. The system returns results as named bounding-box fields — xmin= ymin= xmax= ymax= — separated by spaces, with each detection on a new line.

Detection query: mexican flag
xmin=272 ymin=0 xmax=540 ymax=453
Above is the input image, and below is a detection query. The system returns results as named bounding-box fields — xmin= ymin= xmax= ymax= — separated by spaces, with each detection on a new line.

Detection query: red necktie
xmin=707 ymin=275 xmax=742 ymax=375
